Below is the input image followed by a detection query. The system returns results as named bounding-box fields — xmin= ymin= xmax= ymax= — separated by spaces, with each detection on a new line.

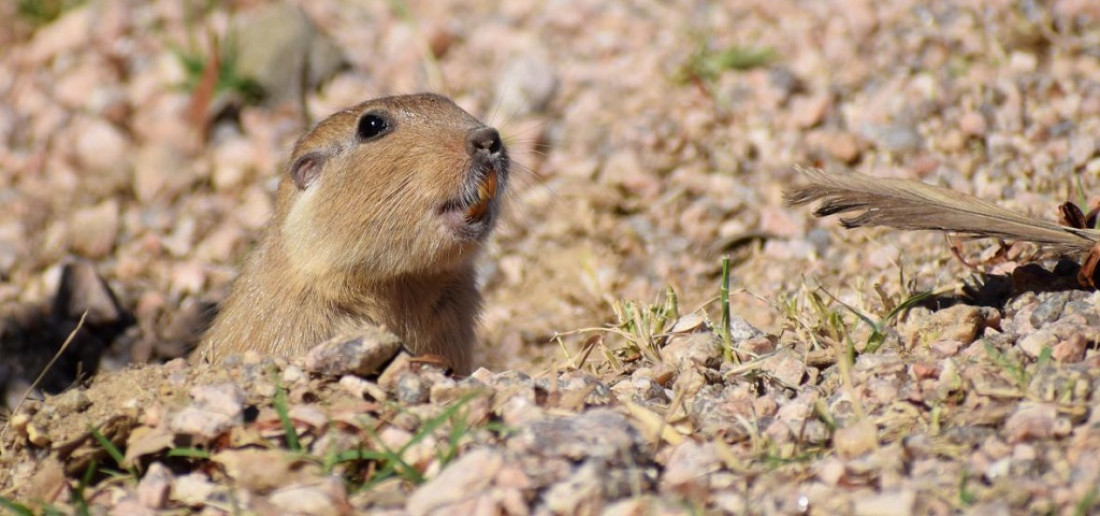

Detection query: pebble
xmin=874 ymin=123 xmax=923 ymax=153
xmin=543 ymin=460 xmax=605 ymax=514
xmin=213 ymin=448 xmax=318 ymax=492
xmin=268 ymin=478 xmax=350 ymax=516
xmin=136 ymin=462 xmax=172 ymax=509
xmin=760 ymin=348 xmax=807 ymax=387
xmin=834 ymin=419 xmax=878 ymax=459
xmin=852 ymin=488 xmax=916 ymax=516
xmin=1003 ymin=403 xmax=1056 ymax=443
xmin=407 ymin=448 xmax=503 ymax=516
xmin=303 ymin=328 xmax=403 ymax=377
xmin=74 ymin=117 xmax=130 ymax=173
xmin=495 ymin=48 xmax=559 ymax=116
xmin=69 ymin=198 xmax=120 ymax=258
xmin=168 ymin=383 xmax=246 ymax=438
xmin=903 ymin=304 xmax=983 ymax=348
xmin=509 ymin=409 xmax=643 ymax=463
xmin=661 ymin=333 xmax=721 ymax=370
xmin=170 ymin=473 xmax=216 ymax=506
xmin=660 ymin=441 xmax=721 ymax=497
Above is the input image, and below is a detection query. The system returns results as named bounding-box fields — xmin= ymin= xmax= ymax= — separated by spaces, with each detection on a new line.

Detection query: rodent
xmin=193 ymin=94 xmax=509 ymax=374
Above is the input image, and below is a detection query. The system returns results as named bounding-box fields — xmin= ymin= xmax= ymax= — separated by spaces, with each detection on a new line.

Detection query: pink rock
xmin=74 ymin=117 xmax=130 ymax=173
xmin=69 ymin=199 xmax=120 ymax=258
xmin=25 ymin=6 xmax=93 ymax=63
xmin=834 ymin=420 xmax=878 ymax=459
xmin=959 ymin=111 xmax=987 ymax=137
xmin=136 ymin=462 xmax=173 ymax=509
xmin=1004 ymin=403 xmax=1056 ymax=443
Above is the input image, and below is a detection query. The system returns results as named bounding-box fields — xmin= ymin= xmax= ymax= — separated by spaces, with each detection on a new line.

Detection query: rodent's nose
xmin=466 ymin=127 xmax=503 ymax=158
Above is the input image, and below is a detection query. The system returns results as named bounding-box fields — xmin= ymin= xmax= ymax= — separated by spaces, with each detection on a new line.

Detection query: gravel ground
xmin=2 ymin=0 xmax=1100 ymax=514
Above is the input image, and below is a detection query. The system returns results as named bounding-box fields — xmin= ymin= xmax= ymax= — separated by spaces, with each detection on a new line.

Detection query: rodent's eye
xmin=357 ymin=113 xmax=391 ymax=141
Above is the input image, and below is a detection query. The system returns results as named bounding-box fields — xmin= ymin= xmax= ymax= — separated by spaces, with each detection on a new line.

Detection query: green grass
xmin=0 ymin=497 xmax=36 ymax=516
xmin=331 ymin=391 xmax=489 ymax=490
xmin=719 ymin=255 xmax=735 ymax=363
xmin=172 ymin=37 xmax=264 ymax=103
xmin=15 ymin=0 xmax=83 ymax=28
xmin=167 ymin=447 xmax=212 ymax=459
xmin=677 ymin=41 xmax=776 ymax=85
xmin=273 ymin=380 xmax=302 ymax=452
xmin=89 ymin=426 xmax=139 ymax=479
xmin=983 ymin=340 xmax=1051 ymax=392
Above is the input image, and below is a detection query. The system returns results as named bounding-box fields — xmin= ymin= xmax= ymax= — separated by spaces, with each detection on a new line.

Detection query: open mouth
xmin=439 ymin=165 xmax=503 ymax=239
xmin=464 ymin=168 xmax=499 ymax=222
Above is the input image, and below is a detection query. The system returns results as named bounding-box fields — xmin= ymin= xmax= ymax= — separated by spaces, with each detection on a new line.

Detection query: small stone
xmin=136 ymin=462 xmax=172 ymax=509
xmin=232 ymin=3 xmax=347 ymax=107
xmin=214 ymin=448 xmax=318 ymax=492
xmin=544 ymin=460 xmax=605 ymax=514
xmin=27 ymin=423 xmax=51 ymax=447
xmin=288 ymin=404 xmax=328 ymax=429
xmin=875 ymin=123 xmax=923 ymax=153
xmin=728 ymin=315 xmax=767 ymax=342
xmin=282 ymin=365 xmax=306 ymax=385
xmin=395 ymin=372 xmax=429 ymax=404
xmin=1052 ymin=333 xmax=1087 ymax=363
xmin=407 ymin=448 xmax=503 ymax=516
xmin=660 ymin=441 xmax=721 ymax=497
xmin=269 ymin=477 xmax=350 ymax=516
xmin=669 ymin=313 xmax=705 ymax=333
xmin=74 ymin=117 xmax=130 ymax=173
xmin=211 ymin=137 xmax=256 ymax=191
xmin=169 ymin=407 xmax=234 ymax=438
xmin=1003 ymin=403 xmax=1056 ymax=443
xmin=1009 ymin=51 xmax=1037 ymax=73
xmin=929 ymin=340 xmax=961 ymax=358
xmin=738 ymin=336 xmax=776 ymax=355
xmin=662 ymin=333 xmax=721 ymax=370
xmin=25 ymin=5 xmax=93 ymax=62
xmin=508 ymin=409 xmax=643 ymax=463
xmin=789 ymin=93 xmax=831 ymax=129
xmin=904 ymin=304 xmax=983 ymax=347
xmin=760 ymin=349 xmax=806 ymax=386
xmin=169 ymin=383 xmax=247 ymax=438
xmin=494 ymin=48 xmax=559 ymax=116
xmin=194 ymin=224 xmax=244 ymax=263
xmin=1018 ymin=330 xmax=1057 ymax=359
xmin=834 ymin=419 xmax=878 ymax=459
xmin=132 ymin=144 xmax=190 ymax=203
xmin=51 ymin=387 xmax=92 ymax=413
xmin=429 ymin=376 xmax=487 ymax=405
xmin=853 ymin=488 xmax=916 ymax=516
xmin=959 ymin=111 xmax=987 ymax=136
xmin=304 ymin=328 xmax=403 ymax=377
xmin=817 ymin=130 xmax=862 ymax=163
xmin=339 ymin=375 xmax=387 ymax=401
xmin=170 ymin=261 xmax=206 ymax=296
xmin=192 ymin=383 xmax=246 ymax=416
xmin=69 ymin=199 xmax=120 ymax=258
xmin=171 ymin=473 xmax=215 ymax=506
xmin=816 ymin=457 xmax=847 ymax=486
xmin=122 ymin=426 xmax=173 ymax=468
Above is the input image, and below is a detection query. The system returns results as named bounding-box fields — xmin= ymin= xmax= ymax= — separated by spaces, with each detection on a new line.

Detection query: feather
xmin=785 ymin=167 xmax=1099 ymax=254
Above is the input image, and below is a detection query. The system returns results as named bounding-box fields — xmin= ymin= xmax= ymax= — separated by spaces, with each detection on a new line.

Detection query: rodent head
xmin=277 ymin=94 xmax=509 ymax=281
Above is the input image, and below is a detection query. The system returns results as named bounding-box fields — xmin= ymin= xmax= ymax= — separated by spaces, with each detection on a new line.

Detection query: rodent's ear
xmin=289 ymin=151 xmax=326 ymax=190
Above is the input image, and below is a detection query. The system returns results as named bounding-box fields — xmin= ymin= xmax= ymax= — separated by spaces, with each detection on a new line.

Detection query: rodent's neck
xmin=264 ymin=230 xmax=477 ymax=338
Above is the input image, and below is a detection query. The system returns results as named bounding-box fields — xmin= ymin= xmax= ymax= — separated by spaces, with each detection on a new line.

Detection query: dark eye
xmin=357 ymin=113 xmax=390 ymax=140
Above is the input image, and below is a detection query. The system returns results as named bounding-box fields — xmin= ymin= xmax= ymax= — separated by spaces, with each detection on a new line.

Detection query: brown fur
xmin=194 ymin=94 xmax=508 ymax=374
xmin=786 ymin=166 xmax=1099 ymax=253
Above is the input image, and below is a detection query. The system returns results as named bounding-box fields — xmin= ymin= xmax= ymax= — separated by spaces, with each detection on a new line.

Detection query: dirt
xmin=2 ymin=0 xmax=1100 ymax=514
